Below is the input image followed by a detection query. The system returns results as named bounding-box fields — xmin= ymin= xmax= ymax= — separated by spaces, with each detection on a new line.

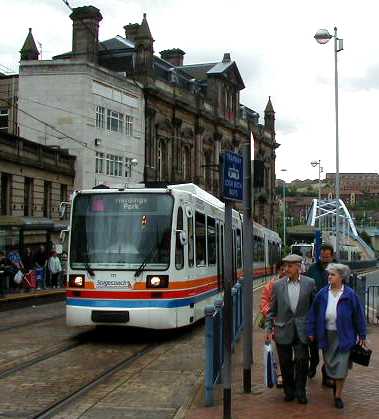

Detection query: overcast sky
xmin=1 ymin=0 xmax=378 ymax=182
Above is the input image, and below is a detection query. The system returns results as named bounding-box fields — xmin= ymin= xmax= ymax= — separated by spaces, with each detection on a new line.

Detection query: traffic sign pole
xmin=223 ymin=201 xmax=233 ymax=419
xmin=242 ymin=143 xmax=253 ymax=393
xmin=221 ymin=151 xmax=243 ymax=419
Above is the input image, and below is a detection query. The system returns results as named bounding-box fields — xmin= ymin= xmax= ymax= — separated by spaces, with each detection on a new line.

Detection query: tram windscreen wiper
xmin=134 ymin=259 xmax=147 ymax=278
xmin=84 ymin=260 xmax=95 ymax=277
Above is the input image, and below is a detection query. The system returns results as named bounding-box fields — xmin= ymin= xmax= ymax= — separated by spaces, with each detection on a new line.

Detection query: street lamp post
xmin=314 ymin=27 xmax=343 ymax=260
xmin=311 ymin=160 xmax=323 ymax=200
xmin=281 ymin=169 xmax=287 ymax=249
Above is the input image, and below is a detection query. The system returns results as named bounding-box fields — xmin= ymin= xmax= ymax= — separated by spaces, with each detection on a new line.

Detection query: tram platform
xmin=0 ymin=288 xmax=65 ymax=311
xmin=185 ymin=288 xmax=379 ymax=419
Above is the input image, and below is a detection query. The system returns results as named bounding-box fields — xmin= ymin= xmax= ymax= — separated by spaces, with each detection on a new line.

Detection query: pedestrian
xmin=306 ymin=244 xmax=335 ymax=383
xmin=265 ymin=254 xmax=316 ymax=404
xmin=34 ymin=244 xmax=48 ymax=289
xmin=260 ymin=260 xmax=287 ymax=387
xmin=7 ymin=244 xmax=24 ymax=292
xmin=307 ymin=263 xmax=367 ymax=409
xmin=22 ymin=247 xmax=34 ymax=272
xmin=48 ymin=250 xmax=62 ymax=288
xmin=0 ymin=251 xmax=12 ymax=297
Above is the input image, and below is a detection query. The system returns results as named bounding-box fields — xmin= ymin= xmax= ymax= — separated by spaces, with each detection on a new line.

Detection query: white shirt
xmin=325 ymin=286 xmax=344 ymax=330
xmin=287 ymin=277 xmax=301 ymax=313
xmin=48 ymin=256 xmax=62 ymax=274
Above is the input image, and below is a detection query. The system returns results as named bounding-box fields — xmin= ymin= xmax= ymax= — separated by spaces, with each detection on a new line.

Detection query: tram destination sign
xmin=222 ymin=151 xmax=243 ymax=202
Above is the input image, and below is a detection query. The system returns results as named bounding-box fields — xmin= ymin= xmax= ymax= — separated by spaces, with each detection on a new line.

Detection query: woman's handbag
xmin=350 ymin=344 xmax=372 ymax=367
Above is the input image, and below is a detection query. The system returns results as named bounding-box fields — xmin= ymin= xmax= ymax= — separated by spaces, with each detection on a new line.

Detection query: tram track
xmin=0 ymin=339 xmax=84 ymax=380
xmin=31 ymin=343 xmax=157 ymax=419
xmin=0 ymin=313 xmax=64 ymax=333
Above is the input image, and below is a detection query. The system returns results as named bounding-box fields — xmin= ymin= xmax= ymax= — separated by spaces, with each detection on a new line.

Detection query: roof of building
xmin=20 ymin=28 xmax=39 ymax=57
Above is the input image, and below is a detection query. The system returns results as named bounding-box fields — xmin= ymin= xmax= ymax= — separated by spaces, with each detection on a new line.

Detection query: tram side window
xmin=236 ymin=229 xmax=242 ymax=269
xmin=188 ymin=213 xmax=194 ymax=267
xmin=207 ymin=216 xmax=216 ymax=265
xmin=195 ymin=211 xmax=207 ymax=266
xmin=175 ymin=207 xmax=184 ymax=270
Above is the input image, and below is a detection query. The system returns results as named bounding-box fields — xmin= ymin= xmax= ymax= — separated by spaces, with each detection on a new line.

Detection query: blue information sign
xmin=222 ymin=151 xmax=243 ymax=202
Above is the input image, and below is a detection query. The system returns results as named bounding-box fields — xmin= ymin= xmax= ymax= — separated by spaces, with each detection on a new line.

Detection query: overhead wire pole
xmin=242 ymin=142 xmax=253 ymax=393
xmin=334 ymin=26 xmax=341 ymax=261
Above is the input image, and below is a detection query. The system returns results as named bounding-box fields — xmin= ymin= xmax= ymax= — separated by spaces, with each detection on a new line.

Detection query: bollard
xmin=235 ymin=282 xmax=242 ymax=334
xmin=205 ymin=305 xmax=216 ymax=406
xmin=215 ymin=298 xmax=224 ymax=384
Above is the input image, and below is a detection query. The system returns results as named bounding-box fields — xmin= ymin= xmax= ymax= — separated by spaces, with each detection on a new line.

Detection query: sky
xmin=1 ymin=0 xmax=378 ymax=182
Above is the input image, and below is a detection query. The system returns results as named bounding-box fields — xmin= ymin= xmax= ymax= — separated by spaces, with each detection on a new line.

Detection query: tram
xmin=65 ymin=183 xmax=281 ymax=329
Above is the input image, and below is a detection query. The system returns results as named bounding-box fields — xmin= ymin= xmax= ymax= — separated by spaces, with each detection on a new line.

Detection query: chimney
xmin=70 ymin=6 xmax=103 ymax=63
xmin=124 ymin=23 xmax=140 ymax=42
xmin=160 ymin=48 xmax=186 ymax=66
xmin=222 ymin=53 xmax=231 ymax=63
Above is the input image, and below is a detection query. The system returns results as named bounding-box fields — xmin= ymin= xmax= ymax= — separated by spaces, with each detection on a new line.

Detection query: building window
xmin=107 ymin=109 xmax=123 ymax=133
xmin=0 ymin=108 xmax=8 ymax=131
xmin=96 ymin=106 xmax=105 ymax=129
xmin=60 ymin=184 xmax=68 ymax=202
xmin=43 ymin=181 xmax=52 ymax=218
xmin=24 ymin=177 xmax=33 ymax=216
xmin=96 ymin=152 xmax=104 ymax=174
xmin=106 ymin=154 xmax=123 ymax=177
xmin=125 ymin=115 xmax=133 ymax=136
xmin=1 ymin=173 xmax=11 ymax=215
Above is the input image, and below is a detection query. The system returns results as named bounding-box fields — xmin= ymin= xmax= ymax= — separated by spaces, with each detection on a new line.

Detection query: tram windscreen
xmin=70 ymin=193 xmax=173 ymax=269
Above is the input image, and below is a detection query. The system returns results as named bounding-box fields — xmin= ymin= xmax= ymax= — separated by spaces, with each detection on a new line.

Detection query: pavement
xmin=0 ymin=288 xmax=65 ymax=311
xmin=185 ymin=287 xmax=379 ymax=419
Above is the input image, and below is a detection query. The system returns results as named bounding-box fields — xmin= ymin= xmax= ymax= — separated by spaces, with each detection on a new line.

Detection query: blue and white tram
xmin=66 ymin=183 xmax=281 ymax=329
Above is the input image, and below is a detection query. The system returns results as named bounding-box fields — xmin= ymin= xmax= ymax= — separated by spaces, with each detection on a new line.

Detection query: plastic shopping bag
xmin=14 ymin=270 xmax=24 ymax=285
xmin=264 ymin=342 xmax=277 ymax=388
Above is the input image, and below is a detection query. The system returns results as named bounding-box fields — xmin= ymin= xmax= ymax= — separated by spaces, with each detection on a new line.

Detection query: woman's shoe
xmin=334 ymin=398 xmax=344 ymax=409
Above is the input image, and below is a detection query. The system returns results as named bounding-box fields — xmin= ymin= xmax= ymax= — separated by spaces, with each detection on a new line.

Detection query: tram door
xmin=216 ymin=221 xmax=224 ymax=290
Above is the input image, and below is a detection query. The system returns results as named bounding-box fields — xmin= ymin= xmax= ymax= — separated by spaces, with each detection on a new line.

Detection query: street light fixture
xmin=314 ymin=27 xmax=343 ymax=260
xmin=311 ymin=160 xmax=323 ymax=201
xmin=281 ymin=169 xmax=287 ymax=250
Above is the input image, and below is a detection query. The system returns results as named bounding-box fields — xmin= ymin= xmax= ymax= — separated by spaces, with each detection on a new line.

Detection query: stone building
xmin=16 ymin=5 xmax=279 ymax=228
xmin=17 ymin=10 xmax=145 ymax=190
xmin=0 ymin=73 xmax=18 ymax=135
xmin=0 ymin=131 xmax=75 ymax=251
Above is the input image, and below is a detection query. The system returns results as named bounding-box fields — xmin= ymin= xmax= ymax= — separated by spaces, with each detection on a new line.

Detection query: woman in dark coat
xmin=308 ymin=263 xmax=367 ymax=409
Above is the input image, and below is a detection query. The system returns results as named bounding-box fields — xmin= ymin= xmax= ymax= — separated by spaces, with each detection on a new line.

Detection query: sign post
xmin=221 ymin=151 xmax=243 ymax=419
xmin=242 ymin=142 xmax=254 ymax=393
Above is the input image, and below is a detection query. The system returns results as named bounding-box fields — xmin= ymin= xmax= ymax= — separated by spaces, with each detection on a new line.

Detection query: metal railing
xmin=366 ymin=285 xmax=379 ymax=324
xmin=349 ymin=273 xmax=366 ymax=310
xmin=204 ymin=281 xmax=244 ymax=406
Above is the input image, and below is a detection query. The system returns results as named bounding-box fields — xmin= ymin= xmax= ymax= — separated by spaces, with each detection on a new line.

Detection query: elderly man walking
xmin=266 ymin=254 xmax=316 ymax=404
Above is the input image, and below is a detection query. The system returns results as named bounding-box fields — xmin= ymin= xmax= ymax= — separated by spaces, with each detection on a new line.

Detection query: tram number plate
xmin=91 ymin=311 xmax=130 ymax=323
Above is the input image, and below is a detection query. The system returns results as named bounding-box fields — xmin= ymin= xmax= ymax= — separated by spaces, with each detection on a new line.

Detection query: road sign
xmin=222 ymin=151 xmax=243 ymax=202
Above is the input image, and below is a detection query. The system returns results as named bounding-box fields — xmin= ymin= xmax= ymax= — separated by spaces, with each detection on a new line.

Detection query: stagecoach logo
xmin=96 ymin=279 xmax=134 ymax=289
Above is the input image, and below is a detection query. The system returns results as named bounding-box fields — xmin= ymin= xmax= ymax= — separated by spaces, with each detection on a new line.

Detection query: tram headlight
xmin=146 ymin=275 xmax=169 ymax=288
xmin=69 ymin=274 xmax=85 ymax=288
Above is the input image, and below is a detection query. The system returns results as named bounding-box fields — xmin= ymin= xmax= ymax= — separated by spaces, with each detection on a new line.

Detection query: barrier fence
xmin=204 ymin=280 xmax=244 ymax=406
xmin=366 ymin=285 xmax=379 ymax=324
